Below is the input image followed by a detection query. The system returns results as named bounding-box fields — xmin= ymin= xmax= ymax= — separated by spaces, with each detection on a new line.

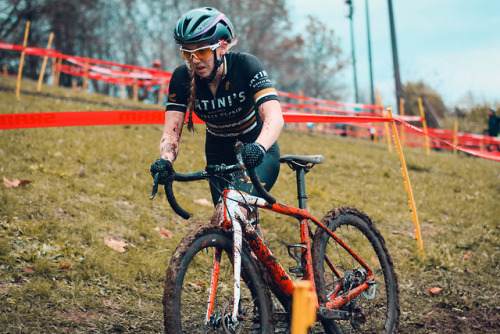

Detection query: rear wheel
xmin=163 ymin=225 xmax=274 ymax=333
xmin=312 ymin=207 xmax=399 ymax=333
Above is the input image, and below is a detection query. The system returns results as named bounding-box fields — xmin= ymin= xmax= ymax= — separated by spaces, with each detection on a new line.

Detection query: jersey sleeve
xmin=243 ymin=54 xmax=279 ymax=108
xmin=165 ymin=64 xmax=190 ymax=113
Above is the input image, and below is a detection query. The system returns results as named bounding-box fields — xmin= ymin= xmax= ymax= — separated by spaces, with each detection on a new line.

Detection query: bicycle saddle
xmin=279 ymin=154 xmax=324 ymax=165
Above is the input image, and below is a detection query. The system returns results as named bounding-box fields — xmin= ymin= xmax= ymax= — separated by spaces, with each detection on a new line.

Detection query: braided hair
xmin=186 ymin=67 xmax=197 ymax=133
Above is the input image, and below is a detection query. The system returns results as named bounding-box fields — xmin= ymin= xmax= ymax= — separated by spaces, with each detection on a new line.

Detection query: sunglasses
xmin=179 ymin=41 xmax=222 ymax=61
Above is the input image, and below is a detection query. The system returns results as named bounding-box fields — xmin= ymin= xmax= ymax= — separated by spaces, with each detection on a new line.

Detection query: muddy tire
xmin=312 ymin=207 xmax=400 ymax=333
xmin=163 ymin=225 xmax=274 ymax=333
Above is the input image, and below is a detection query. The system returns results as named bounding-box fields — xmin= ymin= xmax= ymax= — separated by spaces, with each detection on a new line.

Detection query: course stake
xmin=388 ymin=108 xmax=425 ymax=256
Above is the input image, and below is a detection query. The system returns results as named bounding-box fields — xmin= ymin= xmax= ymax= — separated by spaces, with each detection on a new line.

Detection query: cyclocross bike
xmin=151 ymin=142 xmax=400 ymax=333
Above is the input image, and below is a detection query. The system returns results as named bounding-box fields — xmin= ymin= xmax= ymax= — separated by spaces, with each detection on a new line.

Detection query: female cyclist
xmin=150 ymin=7 xmax=284 ymax=205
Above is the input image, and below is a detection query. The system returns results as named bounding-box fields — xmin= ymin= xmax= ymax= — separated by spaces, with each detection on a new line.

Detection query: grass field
xmin=1 ymin=76 xmax=499 ymax=333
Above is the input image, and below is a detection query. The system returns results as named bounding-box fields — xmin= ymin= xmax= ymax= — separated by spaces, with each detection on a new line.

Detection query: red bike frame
xmin=205 ymin=187 xmax=375 ymax=322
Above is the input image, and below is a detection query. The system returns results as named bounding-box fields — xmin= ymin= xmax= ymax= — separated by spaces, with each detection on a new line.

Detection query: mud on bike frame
xmin=150 ymin=142 xmax=379 ymax=326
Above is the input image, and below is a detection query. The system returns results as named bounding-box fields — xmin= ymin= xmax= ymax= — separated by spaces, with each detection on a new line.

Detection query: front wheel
xmin=163 ymin=225 xmax=274 ymax=333
xmin=312 ymin=207 xmax=400 ymax=333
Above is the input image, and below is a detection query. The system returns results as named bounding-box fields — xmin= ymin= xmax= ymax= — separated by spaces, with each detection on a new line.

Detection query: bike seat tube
xmin=296 ymin=168 xmax=308 ymax=209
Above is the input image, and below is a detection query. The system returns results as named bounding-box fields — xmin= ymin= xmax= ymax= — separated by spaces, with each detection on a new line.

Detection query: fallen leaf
xmin=104 ymin=236 xmax=129 ymax=253
xmin=463 ymin=250 xmax=471 ymax=259
xmin=194 ymin=198 xmax=212 ymax=207
xmin=22 ymin=267 xmax=35 ymax=273
xmin=77 ymin=166 xmax=85 ymax=177
xmin=189 ymin=281 xmax=205 ymax=288
xmin=58 ymin=264 xmax=71 ymax=269
xmin=56 ymin=208 xmax=64 ymax=219
xmin=155 ymin=227 xmax=173 ymax=239
xmin=3 ymin=177 xmax=19 ymax=188
xmin=429 ymin=287 xmax=443 ymax=295
xmin=3 ymin=178 xmax=31 ymax=188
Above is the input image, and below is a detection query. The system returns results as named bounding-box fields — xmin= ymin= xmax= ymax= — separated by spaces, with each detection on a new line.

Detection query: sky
xmin=288 ymin=0 xmax=500 ymax=109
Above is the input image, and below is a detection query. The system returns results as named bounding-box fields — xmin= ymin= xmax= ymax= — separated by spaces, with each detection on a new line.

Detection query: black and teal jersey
xmin=166 ymin=52 xmax=279 ymax=143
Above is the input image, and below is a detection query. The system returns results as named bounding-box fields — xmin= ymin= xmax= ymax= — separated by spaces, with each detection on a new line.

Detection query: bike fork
xmin=206 ymin=248 xmax=222 ymax=325
xmin=205 ymin=219 xmax=244 ymax=327
xmin=232 ymin=219 xmax=243 ymax=323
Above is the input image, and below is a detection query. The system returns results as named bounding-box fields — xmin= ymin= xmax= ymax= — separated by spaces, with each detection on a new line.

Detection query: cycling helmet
xmin=173 ymin=7 xmax=234 ymax=45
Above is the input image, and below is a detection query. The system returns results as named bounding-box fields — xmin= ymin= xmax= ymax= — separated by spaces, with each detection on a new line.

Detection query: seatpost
xmin=296 ymin=167 xmax=308 ymax=209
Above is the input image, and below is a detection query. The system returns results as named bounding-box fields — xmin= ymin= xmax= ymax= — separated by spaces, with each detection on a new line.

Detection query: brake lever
xmin=150 ymin=173 xmax=160 ymax=200
xmin=234 ymin=141 xmax=250 ymax=182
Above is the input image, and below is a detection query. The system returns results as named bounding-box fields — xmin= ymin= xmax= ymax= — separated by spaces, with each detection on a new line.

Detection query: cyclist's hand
xmin=242 ymin=142 xmax=266 ymax=169
xmin=150 ymin=158 xmax=174 ymax=185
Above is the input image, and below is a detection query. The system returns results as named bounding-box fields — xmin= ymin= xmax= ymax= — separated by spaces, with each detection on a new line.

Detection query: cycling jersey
xmin=166 ymin=51 xmax=281 ymax=205
xmin=166 ymin=52 xmax=279 ymax=143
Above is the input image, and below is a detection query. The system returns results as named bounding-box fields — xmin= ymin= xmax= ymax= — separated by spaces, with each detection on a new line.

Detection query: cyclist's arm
xmin=159 ymin=110 xmax=185 ymax=162
xmin=256 ymin=100 xmax=284 ymax=150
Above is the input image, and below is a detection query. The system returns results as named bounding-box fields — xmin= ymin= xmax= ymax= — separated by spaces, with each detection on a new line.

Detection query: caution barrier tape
xmin=1 ymin=42 xmax=172 ymax=82
xmin=1 ymin=110 xmax=498 ymax=162
xmin=394 ymin=119 xmax=500 ymax=162
xmin=58 ymin=64 xmax=170 ymax=87
xmin=0 ymin=111 xmax=388 ymax=130
xmin=278 ymin=90 xmax=383 ymax=111
xmin=2 ymin=41 xmax=499 ymax=161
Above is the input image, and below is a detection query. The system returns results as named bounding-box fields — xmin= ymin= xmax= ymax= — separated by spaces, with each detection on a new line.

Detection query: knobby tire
xmin=312 ymin=207 xmax=400 ymax=333
xmin=163 ymin=225 xmax=274 ymax=333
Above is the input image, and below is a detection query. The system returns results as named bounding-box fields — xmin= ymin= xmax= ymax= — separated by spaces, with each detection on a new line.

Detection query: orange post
xmin=298 ymin=90 xmax=304 ymax=113
xmin=376 ymin=88 xmax=392 ymax=152
xmin=51 ymin=57 xmax=56 ymax=86
xmin=291 ymin=280 xmax=317 ymax=334
xmin=37 ymin=32 xmax=54 ymax=92
xmin=453 ymin=120 xmax=458 ymax=155
xmin=399 ymin=98 xmax=406 ymax=147
xmin=298 ymin=90 xmax=306 ymax=132
xmin=16 ymin=21 xmax=30 ymax=100
xmin=82 ymin=61 xmax=89 ymax=93
xmin=133 ymin=73 xmax=138 ymax=102
xmin=417 ymin=97 xmax=430 ymax=155
xmin=388 ymin=108 xmax=425 ymax=256
xmin=120 ymin=79 xmax=126 ymax=100
xmin=55 ymin=57 xmax=62 ymax=86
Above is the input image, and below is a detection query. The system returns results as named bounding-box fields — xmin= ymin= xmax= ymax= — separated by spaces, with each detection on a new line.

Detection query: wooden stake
xmin=83 ymin=61 xmax=88 ymax=93
xmin=418 ymin=97 xmax=430 ymax=155
xmin=55 ymin=57 xmax=62 ymax=86
xmin=376 ymin=88 xmax=392 ymax=152
xmin=453 ymin=120 xmax=458 ymax=155
xmin=37 ymin=32 xmax=54 ymax=92
xmin=16 ymin=21 xmax=30 ymax=100
xmin=388 ymin=108 xmax=425 ymax=256
xmin=399 ymin=98 xmax=405 ymax=147
xmin=291 ymin=280 xmax=317 ymax=334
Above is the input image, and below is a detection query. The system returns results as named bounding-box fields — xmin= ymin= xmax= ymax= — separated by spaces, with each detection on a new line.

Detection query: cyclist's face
xmin=182 ymin=42 xmax=227 ymax=79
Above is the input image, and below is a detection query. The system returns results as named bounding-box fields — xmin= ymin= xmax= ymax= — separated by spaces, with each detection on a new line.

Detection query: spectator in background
xmin=152 ymin=59 xmax=162 ymax=70
xmin=488 ymin=108 xmax=499 ymax=137
xmin=487 ymin=108 xmax=499 ymax=151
